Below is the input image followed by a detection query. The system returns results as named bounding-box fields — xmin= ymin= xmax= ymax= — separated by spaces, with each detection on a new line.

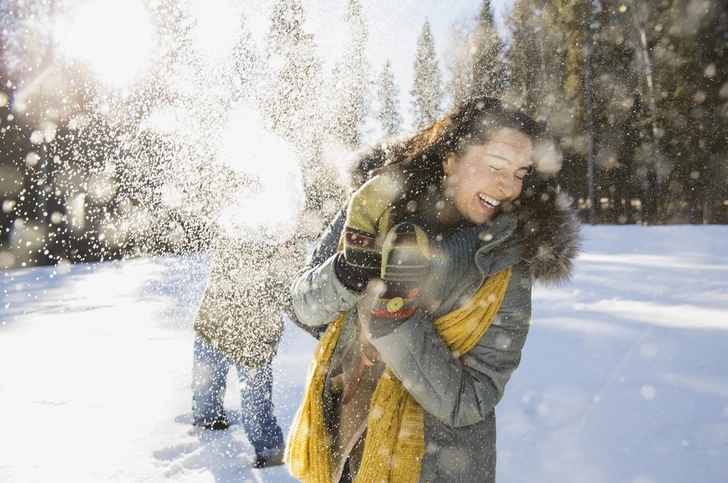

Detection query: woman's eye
xmin=515 ymin=171 xmax=529 ymax=181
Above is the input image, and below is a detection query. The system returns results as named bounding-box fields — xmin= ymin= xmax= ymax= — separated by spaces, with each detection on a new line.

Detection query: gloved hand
xmin=368 ymin=222 xmax=431 ymax=337
xmin=334 ymin=251 xmax=378 ymax=292
xmin=335 ymin=217 xmax=387 ymax=292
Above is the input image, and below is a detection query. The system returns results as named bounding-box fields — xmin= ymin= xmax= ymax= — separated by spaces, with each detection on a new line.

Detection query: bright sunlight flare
xmin=191 ymin=0 xmax=240 ymax=63
xmin=56 ymin=0 xmax=152 ymax=87
xmin=218 ymin=107 xmax=304 ymax=235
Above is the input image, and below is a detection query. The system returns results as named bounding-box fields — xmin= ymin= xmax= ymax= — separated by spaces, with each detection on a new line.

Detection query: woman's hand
xmin=367 ymin=222 xmax=431 ymax=337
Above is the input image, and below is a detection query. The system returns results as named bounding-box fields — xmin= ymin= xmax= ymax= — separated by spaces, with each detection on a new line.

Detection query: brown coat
xmin=193 ymin=234 xmax=304 ymax=367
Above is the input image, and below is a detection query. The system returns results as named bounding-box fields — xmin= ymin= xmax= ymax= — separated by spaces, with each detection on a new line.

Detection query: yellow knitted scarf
xmin=285 ymin=267 xmax=512 ymax=483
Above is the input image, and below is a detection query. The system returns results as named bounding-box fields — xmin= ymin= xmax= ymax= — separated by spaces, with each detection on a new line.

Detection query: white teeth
xmin=478 ymin=194 xmax=500 ymax=208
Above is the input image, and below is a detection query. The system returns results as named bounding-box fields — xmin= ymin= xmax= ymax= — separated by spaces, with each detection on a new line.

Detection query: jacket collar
xmin=472 ymin=187 xmax=582 ymax=286
xmin=473 ymin=213 xmax=521 ymax=277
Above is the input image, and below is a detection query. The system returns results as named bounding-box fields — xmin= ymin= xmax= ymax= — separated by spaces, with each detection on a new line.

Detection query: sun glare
xmin=57 ymin=0 xmax=152 ymax=87
xmin=218 ymin=107 xmax=304 ymax=233
xmin=192 ymin=0 xmax=240 ymax=63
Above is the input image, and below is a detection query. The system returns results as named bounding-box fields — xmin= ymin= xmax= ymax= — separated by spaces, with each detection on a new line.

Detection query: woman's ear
xmin=443 ymin=153 xmax=457 ymax=174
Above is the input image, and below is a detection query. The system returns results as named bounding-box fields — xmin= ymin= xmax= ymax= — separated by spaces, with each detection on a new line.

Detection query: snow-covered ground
xmin=1 ymin=225 xmax=727 ymax=483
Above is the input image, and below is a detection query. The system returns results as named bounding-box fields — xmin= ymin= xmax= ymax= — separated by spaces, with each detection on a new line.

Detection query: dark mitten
xmin=334 ymin=251 xmax=378 ymax=292
xmin=337 ymin=217 xmax=385 ymax=292
xmin=368 ymin=222 xmax=431 ymax=336
xmin=335 ymin=224 xmax=381 ymax=292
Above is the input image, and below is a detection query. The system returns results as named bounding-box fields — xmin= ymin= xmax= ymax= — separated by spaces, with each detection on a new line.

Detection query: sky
xmin=2 ymin=224 xmax=728 ymax=482
xmin=242 ymin=0 xmax=513 ymax=127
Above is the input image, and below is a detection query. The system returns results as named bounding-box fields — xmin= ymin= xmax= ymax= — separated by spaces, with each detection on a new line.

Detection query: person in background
xmin=191 ymin=234 xmax=300 ymax=469
xmin=285 ymin=96 xmax=581 ymax=482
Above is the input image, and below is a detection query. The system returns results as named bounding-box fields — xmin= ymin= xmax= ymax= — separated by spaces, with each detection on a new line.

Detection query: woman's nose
xmin=498 ymin=177 xmax=515 ymax=198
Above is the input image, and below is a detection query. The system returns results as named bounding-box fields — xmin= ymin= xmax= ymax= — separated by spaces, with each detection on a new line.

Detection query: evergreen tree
xmin=261 ymin=0 xmax=344 ymax=221
xmin=587 ymin=0 xmax=653 ymax=224
xmin=506 ymin=0 xmax=728 ymax=224
xmin=544 ymin=0 xmax=598 ymax=220
xmin=470 ymin=0 xmax=506 ymax=97
xmin=329 ymin=0 xmax=370 ymax=148
xmin=0 ymin=0 xmax=53 ymax=79
xmin=376 ymin=61 xmax=402 ymax=137
xmin=137 ymin=1 xmax=221 ymax=203
xmin=0 ymin=0 xmax=106 ymax=264
xmin=505 ymin=0 xmax=542 ymax=112
xmin=506 ymin=0 xmax=588 ymax=209
xmin=637 ymin=0 xmax=728 ymax=222
xmin=603 ymin=0 xmax=664 ymax=223
xmin=444 ymin=22 xmax=473 ymax=105
xmin=411 ymin=19 xmax=442 ymax=129
xmin=261 ymin=0 xmax=322 ymax=153
xmin=696 ymin=1 xmax=728 ymax=222
xmin=230 ymin=13 xmax=261 ymax=102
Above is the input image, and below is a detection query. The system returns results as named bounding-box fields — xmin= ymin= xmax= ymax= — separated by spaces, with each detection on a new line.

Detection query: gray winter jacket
xmin=291 ymin=190 xmax=581 ymax=482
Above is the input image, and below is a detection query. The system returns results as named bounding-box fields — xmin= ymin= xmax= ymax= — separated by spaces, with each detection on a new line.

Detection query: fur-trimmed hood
xmin=514 ymin=178 xmax=582 ymax=286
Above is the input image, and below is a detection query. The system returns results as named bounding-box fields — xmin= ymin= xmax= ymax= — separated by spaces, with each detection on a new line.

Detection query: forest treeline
xmin=0 ymin=0 xmax=727 ymax=270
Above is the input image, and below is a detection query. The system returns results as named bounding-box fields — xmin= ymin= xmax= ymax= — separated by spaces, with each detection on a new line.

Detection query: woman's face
xmin=442 ymin=127 xmax=533 ymax=226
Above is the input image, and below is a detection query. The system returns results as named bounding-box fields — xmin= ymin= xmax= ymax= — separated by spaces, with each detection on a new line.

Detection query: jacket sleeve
xmin=291 ymin=175 xmax=400 ymax=329
xmin=290 ymin=207 xmax=362 ymax=328
xmin=369 ymin=261 xmax=532 ymax=428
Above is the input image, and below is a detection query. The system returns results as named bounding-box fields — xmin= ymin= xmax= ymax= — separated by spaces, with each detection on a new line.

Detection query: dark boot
xmin=253 ymin=445 xmax=285 ymax=468
xmin=194 ymin=411 xmax=229 ymax=431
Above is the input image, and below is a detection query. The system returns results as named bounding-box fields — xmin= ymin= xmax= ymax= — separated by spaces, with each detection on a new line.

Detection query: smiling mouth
xmin=478 ymin=193 xmax=501 ymax=209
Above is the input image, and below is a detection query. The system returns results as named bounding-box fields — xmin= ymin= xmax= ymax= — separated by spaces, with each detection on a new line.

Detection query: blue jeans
xmin=192 ymin=337 xmax=284 ymax=457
